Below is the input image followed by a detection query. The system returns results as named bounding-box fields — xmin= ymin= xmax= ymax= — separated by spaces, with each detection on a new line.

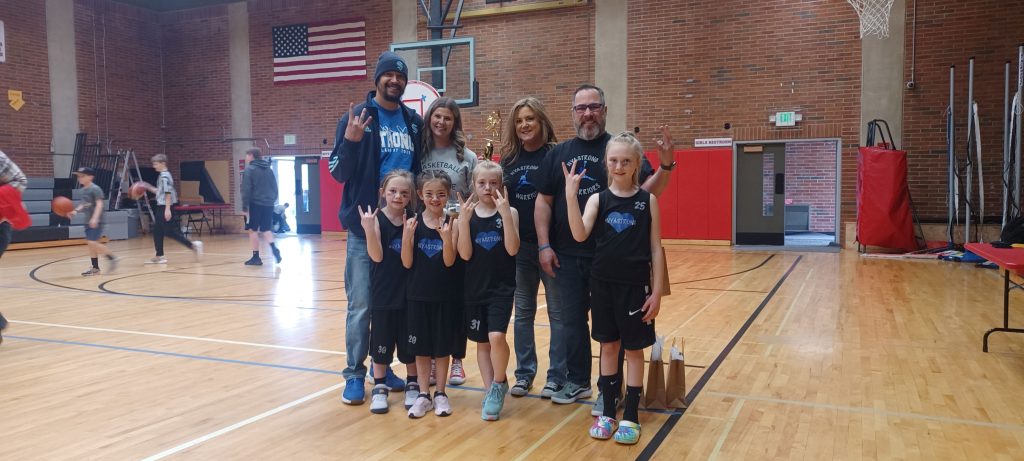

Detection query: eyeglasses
xmin=572 ymin=103 xmax=604 ymax=114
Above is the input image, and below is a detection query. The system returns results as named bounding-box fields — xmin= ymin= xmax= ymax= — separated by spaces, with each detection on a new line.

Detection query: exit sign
xmin=776 ymin=111 xmax=796 ymax=126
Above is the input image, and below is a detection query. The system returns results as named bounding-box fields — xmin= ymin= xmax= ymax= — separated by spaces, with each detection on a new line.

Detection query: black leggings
xmin=153 ymin=204 xmax=193 ymax=256
xmin=0 ymin=221 xmax=11 ymax=259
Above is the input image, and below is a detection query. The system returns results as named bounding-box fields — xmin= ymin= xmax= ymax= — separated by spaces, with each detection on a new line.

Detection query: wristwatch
xmin=660 ymin=161 xmax=677 ymax=171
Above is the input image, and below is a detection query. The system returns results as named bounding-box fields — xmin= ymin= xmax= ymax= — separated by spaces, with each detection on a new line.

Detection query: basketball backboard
xmin=391 ymin=37 xmax=477 ymax=107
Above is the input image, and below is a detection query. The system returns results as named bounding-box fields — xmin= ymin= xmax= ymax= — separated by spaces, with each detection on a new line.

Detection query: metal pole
xmin=966 ymin=58 xmax=974 ymax=243
xmin=1016 ymin=44 xmax=1023 ymax=216
xmin=1004 ymin=61 xmax=1011 ymax=228
xmin=949 ymin=65 xmax=956 ymax=245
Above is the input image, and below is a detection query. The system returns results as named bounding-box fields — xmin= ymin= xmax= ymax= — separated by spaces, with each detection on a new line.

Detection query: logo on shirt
xmin=380 ymin=126 xmax=414 ymax=155
xmin=508 ymin=164 xmax=539 ymax=201
xmin=606 ymin=212 xmax=636 ymax=233
xmin=388 ymin=238 xmax=402 ymax=253
xmin=570 ymin=155 xmax=602 ymax=196
xmin=474 ymin=231 xmax=502 ymax=251
xmin=418 ymin=238 xmax=443 ymax=258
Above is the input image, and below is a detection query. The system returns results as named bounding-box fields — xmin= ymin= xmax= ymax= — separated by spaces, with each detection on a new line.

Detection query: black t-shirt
xmin=502 ymin=144 xmax=551 ymax=244
xmin=535 ymin=133 xmax=654 ymax=257
xmin=371 ymin=211 xmax=410 ymax=310
xmin=407 ymin=214 xmax=454 ymax=302
xmin=592 ymin=189 xmax=653 ymax=284
xmin=463 ymin=211 xmax=517 ymax=303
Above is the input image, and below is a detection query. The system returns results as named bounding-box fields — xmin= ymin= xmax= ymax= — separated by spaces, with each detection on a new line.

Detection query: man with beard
xmin=534 ymin=84 xmax=675 ymax=405
xmin=329 ymin=51 xmax=424 ymax=405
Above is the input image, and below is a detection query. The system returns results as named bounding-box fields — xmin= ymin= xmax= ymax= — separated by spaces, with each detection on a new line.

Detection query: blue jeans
xmin=513 ymin=241 xmax=564 ymax=384
xmin=343 ymin=231 xmax=371 ymax=380
xmin=552 ymin=252 xmax=593 ymax=387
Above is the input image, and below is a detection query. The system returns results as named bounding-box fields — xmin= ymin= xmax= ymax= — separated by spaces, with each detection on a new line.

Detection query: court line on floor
xmin=636 ymin=255 xmax=803 ymax=461
xmin=763 ymin=268 xmax=812 ymax=358
xmin=5 ymin=333 xmax=679 ymax=415
xmin=705 ymin=391 xmax=1024 ymax=432
xmin=141 ymin=382 xmax=346 ymax=461
xmin=512 ymin=404 xmax=587 ymax=461
xmin=9 ymin=320 xmax=345 ymax=355
xmin=707 ymin=399 xmax=745 ymax=461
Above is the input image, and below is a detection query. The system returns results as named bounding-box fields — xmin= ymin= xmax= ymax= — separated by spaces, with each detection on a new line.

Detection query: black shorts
xmin=465 ymin=300 xmax=513 ymax=343
xmin=245 ymin=204 xmax=273 ymax=232
xmin=370 ymin=309 xmax=414 ymax=365
xmin=407 ymin=300 xmax=459 ymax=358
xmin=590 ymin=279 xmax=656 ymax=350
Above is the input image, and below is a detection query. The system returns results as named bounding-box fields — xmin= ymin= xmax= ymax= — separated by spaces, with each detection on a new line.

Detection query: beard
xmin=575 ymin=119 xmax=605 ymax=141
xmin=378 ymin=81 xmax=405 ymax=103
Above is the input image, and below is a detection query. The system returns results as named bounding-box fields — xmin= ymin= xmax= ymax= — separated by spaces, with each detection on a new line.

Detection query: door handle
xmin=775 ymin=173 xmax=785 ymax=194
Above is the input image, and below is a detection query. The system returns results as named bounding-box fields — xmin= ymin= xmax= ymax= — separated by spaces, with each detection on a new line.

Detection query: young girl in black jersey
xmin=359 ymin=170 xmax=419 ymax=415
xmin=402 ymin=170 xmax=460 ymax=419
xmin=456 ymin=161 xmax=520 ymax=421
xmin=563 ymin=133 xmax=665 ymax=445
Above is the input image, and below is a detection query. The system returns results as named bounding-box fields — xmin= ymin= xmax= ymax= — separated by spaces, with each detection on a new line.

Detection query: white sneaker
xmin=369 ymin=384 xmax=389 ymax=414
xmin=405 ymin=382 xmax=420 ymax=410
xmin=145 ymin=256 xmax=168 ymax=264
xmin=408 ymin=395 xmax=433 ymax=419
xmin=192 ymin=241 xmax=203 ymax=260
xmin=449 ymin=358 xmax=466 ymax=385
xmin=434 ymin=392 xmax=452 ymax=417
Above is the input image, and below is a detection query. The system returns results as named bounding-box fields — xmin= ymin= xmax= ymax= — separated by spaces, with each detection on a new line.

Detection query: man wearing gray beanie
xmin=329 ymin=50 xmax=424 ymax=406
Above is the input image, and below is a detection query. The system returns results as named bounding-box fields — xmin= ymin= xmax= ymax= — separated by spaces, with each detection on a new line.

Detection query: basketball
xmin=130 ymin=181 xmax=149 ymax=199
xmin=51 ymin=196 xmax=74 ymax=217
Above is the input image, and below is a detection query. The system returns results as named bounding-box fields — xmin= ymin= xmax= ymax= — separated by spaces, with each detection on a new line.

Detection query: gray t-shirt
xmin=155 ymin=171 xmax=177 ymax=206
xmin=421 ymin=145 xmax=477 ymax=204
xmin=80 ymin=184 xmax=104 ymax=221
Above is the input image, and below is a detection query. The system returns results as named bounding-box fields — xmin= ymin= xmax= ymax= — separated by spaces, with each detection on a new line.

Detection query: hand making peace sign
xmin=562 ymin=160 xmax=586 ymax=196
xmin=358 ymin=205 xmax=380 ymax=232
xmin=457 ymin=192 xmax=478 ymax=222
xmin=653 ymin=124 xmax=675 ymax=167
xmin=494 ymin=186 xmax=512 ymax=218
xmin=343 ymin=102 xmax=373 ymax=143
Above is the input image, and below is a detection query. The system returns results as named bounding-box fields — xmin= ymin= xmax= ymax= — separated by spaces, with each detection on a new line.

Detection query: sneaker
xmin=107 ymin=256 xmax=119 ymax=272
xmin=145 ymin=256 xmax=168 ymax=264
xmin=81 ymin=267 xmax=100 ymax=277
xmin=341 ymin=377 xmax=365 ymax=405
xmin=434 ymin=391 xmax=452 ymax=417
xmin=244 ymin=255 xmax=263 ymax=266
xmin=405 ymin=382 xmax=420 ymax=409
xmin=369 ymin=384 xmax=389 ymax=414
xmin=541 ymin=381 xmax=563 ymax=399
xmin=449 ymin=358 xmax=466 ymax=385
xmin=0 ymin=312 xmax=7 ymax=346
xmin=481 ymin=381 xmax=509 ymax=421
xmin=591 ymin=392 xmax=622 ymax=417
xmin=551 ymin=383 xmax=592 ymax=404
xmin=192 ymin=241 xmax=203 ymax=260
xmin=590 ymin=415 xmax=617 ymax=440
xmin=271 ymin=245 xmax=282 ymax=263
xmin=510 ymin=378 xmax=532 ymax=397
xmin=614 ymin=420 xmax=641 ymax=445
xmin=408 ymin=394 xmax=433 ymax=419
xmin=384 ymin=367 xmax=405 ymax=391
xmin=429 ymin=360 xmax=437 ymax=386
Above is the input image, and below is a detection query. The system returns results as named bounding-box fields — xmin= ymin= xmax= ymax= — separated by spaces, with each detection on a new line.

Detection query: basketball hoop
xmin=847 ymin=0 xmax=896 ymax=39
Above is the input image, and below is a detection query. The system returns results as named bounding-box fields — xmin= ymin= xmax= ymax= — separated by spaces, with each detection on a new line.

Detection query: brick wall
xmin=786 ymin=141 xmax=838 ymax=233
xmin=627 ymin=0 xmax=861 ymax=236
xmin=74 ymin=0 xmax=164 ymax=160
xmin=0 ymin=0 xmax=53 ymax=176
xmin=902 ymin=0 xmax=1024 ymax=222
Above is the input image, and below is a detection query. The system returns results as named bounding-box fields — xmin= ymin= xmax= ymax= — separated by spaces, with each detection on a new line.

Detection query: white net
xmin=847 ymin=0 xmax=896 ymax=39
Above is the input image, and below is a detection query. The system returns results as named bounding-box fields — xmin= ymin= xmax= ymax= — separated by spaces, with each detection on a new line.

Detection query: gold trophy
xmin=483 ymin=110 xmax=502 ymax=159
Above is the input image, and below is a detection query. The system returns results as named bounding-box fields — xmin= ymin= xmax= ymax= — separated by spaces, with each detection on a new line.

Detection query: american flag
xmin=272 ymin=18 xmax=367 ymax=85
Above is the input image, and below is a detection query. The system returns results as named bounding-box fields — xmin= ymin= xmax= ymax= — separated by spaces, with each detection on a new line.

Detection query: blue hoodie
xmin=328 ymin=90 xmax=424 ymax=237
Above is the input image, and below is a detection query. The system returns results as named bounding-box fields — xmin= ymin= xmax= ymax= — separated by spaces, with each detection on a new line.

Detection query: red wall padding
xmin=645 ymin=148 xmax=732 ymax=240
xmin=320 ymin=159 xmax=344 ymax=232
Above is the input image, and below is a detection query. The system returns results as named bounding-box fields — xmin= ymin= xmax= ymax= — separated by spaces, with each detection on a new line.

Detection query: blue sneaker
xmin=384 ymin=367 xmax=405 ymax=391
xmin=342 ymin=377 xmax=365 ymax=405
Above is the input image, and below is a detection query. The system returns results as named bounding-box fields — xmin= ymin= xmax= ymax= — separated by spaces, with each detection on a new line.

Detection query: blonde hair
xmin=606 ymin=132 xmax=643 ymax=187
xmin=471 ymin=160 xmax=504 ymax=185
xmin=498 ymin=97 xmax=557 ymax=167
xmin=380 ymin=169 xmax=415 ymax=210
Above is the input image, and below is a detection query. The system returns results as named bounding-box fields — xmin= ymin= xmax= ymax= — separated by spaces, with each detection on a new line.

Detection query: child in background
xmin=563 ymin=133 xmax=665 ymax=445
xmin=456 ymin=161 xmax=519 ymax=421
xmin=145 ymin=154 xmax=202 ymax=264
xmin=70 ymin=167 xmax=118 ymax=276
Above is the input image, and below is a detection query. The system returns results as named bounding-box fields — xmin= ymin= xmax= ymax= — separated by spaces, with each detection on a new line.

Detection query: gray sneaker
xmin=369 ymin=384 xmax=389 ymax=414
xmin=408 ymin=394 xmax=433 ymax=419
xmin=591 ymin=392 xmax=622 ymax=416
xmin=551 ymin=382 xmax=592 ymax=404
xmin=541 ymin=381 xmax=563 ymax=399
xmin=510 ymin=378 xmax=532 ymax=397
xmin=482 ymin=381 xmax=509 ymax=421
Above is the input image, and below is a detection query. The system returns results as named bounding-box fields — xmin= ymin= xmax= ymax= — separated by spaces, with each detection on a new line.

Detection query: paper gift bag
xmin=665 ymin=338 xmax=687 ymax=408
xmin=642 ymin=335 xmax=668 ymax=409
xmin=659 ymin=248 xmax=671 ymax=296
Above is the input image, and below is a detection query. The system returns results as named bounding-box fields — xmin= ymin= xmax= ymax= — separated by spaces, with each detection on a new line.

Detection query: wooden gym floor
xmin=1 ymin=234 xmax=1023 ymax=460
